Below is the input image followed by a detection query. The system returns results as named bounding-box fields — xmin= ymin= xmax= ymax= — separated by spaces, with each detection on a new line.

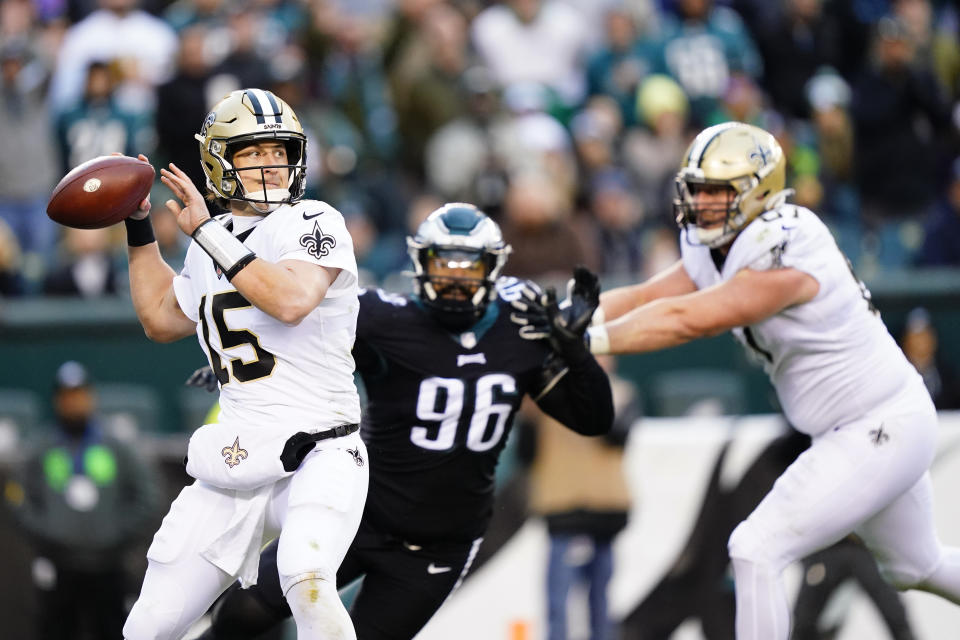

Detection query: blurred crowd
xmin=2 ymin=0 xmax=960 ymax=298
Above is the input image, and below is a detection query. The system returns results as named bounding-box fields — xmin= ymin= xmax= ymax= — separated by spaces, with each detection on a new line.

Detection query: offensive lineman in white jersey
xmin=582 ymin=122 xmax=960 ymax=638
xmin=119 ymin=88 xmax=368 ymax=640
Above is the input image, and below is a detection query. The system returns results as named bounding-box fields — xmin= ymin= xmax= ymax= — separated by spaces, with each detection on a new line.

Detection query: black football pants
xmin=207 ymin=519 xmax=479 ymax=640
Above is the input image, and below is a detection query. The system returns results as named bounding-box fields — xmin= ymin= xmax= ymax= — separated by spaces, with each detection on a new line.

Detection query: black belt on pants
xmin=313 ymin=422 xmax=360 ymax=441
xmin=281 ymin=422 xmax=360 ymax=471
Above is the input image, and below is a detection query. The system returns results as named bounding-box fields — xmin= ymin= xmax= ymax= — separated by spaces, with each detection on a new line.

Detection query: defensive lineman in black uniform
xmin=197 ymin=203 xmax=613 ymax=640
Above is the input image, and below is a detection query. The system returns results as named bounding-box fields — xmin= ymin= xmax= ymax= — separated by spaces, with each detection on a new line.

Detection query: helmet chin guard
xmin=407 ymin=203 xmax=511 ymax=330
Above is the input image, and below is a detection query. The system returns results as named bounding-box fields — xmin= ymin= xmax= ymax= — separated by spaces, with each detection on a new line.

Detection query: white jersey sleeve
xmin=681 ymin=205 xmax=922 ymax=435
xmin=724 ymin=206 xmax=831 ymax=283
xmin=273 ymin=201 xmax=359 ymax=298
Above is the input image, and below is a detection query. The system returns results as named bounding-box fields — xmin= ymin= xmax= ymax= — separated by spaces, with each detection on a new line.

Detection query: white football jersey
xmin=681 ymin=204 xmax=922 ymax=435
xmin=173 ymin=199 xmax=361 ymax=430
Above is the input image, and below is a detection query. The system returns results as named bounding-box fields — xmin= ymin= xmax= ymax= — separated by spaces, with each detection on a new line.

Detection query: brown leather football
xmin=46 ymin=155 xmax=155 ymax=229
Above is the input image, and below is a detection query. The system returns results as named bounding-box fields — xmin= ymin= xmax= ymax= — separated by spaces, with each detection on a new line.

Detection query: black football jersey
xmin=354 ymin=279 xmax=552 ymax=543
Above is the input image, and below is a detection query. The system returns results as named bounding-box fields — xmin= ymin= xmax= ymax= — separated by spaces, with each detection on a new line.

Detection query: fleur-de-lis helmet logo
xmin=200 ymin=111 xmax=216 ymax=138
xmin=748 ymin=141 xmax=772 ymax=169
xmin=300 ymin=221 xmax=337 ymax=259
xmin=222 ymin=436 xmax=248 ymax=468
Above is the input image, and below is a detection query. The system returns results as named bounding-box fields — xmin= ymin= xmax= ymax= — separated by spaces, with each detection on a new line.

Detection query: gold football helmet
xmin=674 ymin=121 xmax=787 ymax=248
xmin=195 ymin=88 xmax=307 ymax=209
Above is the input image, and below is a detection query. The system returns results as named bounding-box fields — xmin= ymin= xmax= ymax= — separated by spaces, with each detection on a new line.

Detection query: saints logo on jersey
xmin=300 ymin=221 xmax=337 ymax=259
xmin=769 ymin=239 xmax=788 ymax=268
xmin=221 ymin=436 xmax=248 ymax=468
xmin=346 ymin=447 xmax=365 ymax=467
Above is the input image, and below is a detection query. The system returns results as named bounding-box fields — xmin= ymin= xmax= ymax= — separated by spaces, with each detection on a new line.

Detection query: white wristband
xmin=591 ymin=305 xmax=605 ymax=327
xmin=192 ymin=219 xmax=256 ymax=279
xmin=586 ymin=325 xmax=610 ymax=355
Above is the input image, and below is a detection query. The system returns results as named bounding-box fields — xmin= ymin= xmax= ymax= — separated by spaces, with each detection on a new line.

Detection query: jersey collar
xmin=412 ymin=296 xmax=500 ymax=348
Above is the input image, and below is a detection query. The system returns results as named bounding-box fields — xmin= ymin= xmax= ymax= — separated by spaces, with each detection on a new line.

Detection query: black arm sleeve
xmin=532 ymin=352 xmax=613 ymax=436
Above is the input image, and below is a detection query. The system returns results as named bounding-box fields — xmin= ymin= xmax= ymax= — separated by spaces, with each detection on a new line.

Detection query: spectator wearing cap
xmin=3 ymin=362 xmax=160 ymax=640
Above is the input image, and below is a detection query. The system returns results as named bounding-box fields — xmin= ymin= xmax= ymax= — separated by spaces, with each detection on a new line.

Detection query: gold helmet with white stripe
xmin=674 ymin=121 xmax=787 ymax=248
xmin=195 ymin=88 xmax=307 ymax=209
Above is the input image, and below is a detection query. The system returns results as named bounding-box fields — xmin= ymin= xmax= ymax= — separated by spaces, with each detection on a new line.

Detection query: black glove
xmin=510 ymin=266 xmax=600 ymax=364
xmin=185 ymin=365 xmax=218 ymax=393
xmin=561 ymin=265 xmax=601 ymax=331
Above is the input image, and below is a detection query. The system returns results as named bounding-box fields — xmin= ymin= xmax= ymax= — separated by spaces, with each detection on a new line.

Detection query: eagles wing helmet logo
xmin=222 ymin=437 xmax=248 ymax=468
xmin=300 ymin=221 xmax=337 ymax=259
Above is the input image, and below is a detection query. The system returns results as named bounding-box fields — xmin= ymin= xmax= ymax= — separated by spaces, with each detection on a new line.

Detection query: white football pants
xmin=123 ymin=437 xmax=368 ymax=640
xmin=728 ymin=382 xmax=960 ymax=639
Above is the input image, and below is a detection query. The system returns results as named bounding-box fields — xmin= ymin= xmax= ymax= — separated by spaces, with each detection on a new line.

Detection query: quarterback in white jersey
xmin=119 ymin=89 xmax=367 ymax=640
xmin=173 ymin=199 xmax=361 ymax=430
xmin=587 ymin=122 xmax=960 ymax=639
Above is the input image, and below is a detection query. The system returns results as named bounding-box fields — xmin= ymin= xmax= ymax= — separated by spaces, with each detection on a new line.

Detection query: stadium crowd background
xmin=2 ymin=0 xmax=960 ymax=302
xmin=3 ymin=1 xmax=960 ymax=638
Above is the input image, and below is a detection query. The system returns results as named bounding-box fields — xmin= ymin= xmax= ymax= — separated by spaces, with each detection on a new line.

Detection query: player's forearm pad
xmin=192 ymin=219 xmax=256 ymax=279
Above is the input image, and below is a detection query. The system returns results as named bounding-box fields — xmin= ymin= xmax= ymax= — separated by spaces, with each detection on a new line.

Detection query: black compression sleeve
xmin=534 ymin=353 xmax=613 ymax=436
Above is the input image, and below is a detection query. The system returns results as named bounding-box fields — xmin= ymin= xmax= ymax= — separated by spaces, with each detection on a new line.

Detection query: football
xmin=46 ymin=155 xmax=155 ymax=229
